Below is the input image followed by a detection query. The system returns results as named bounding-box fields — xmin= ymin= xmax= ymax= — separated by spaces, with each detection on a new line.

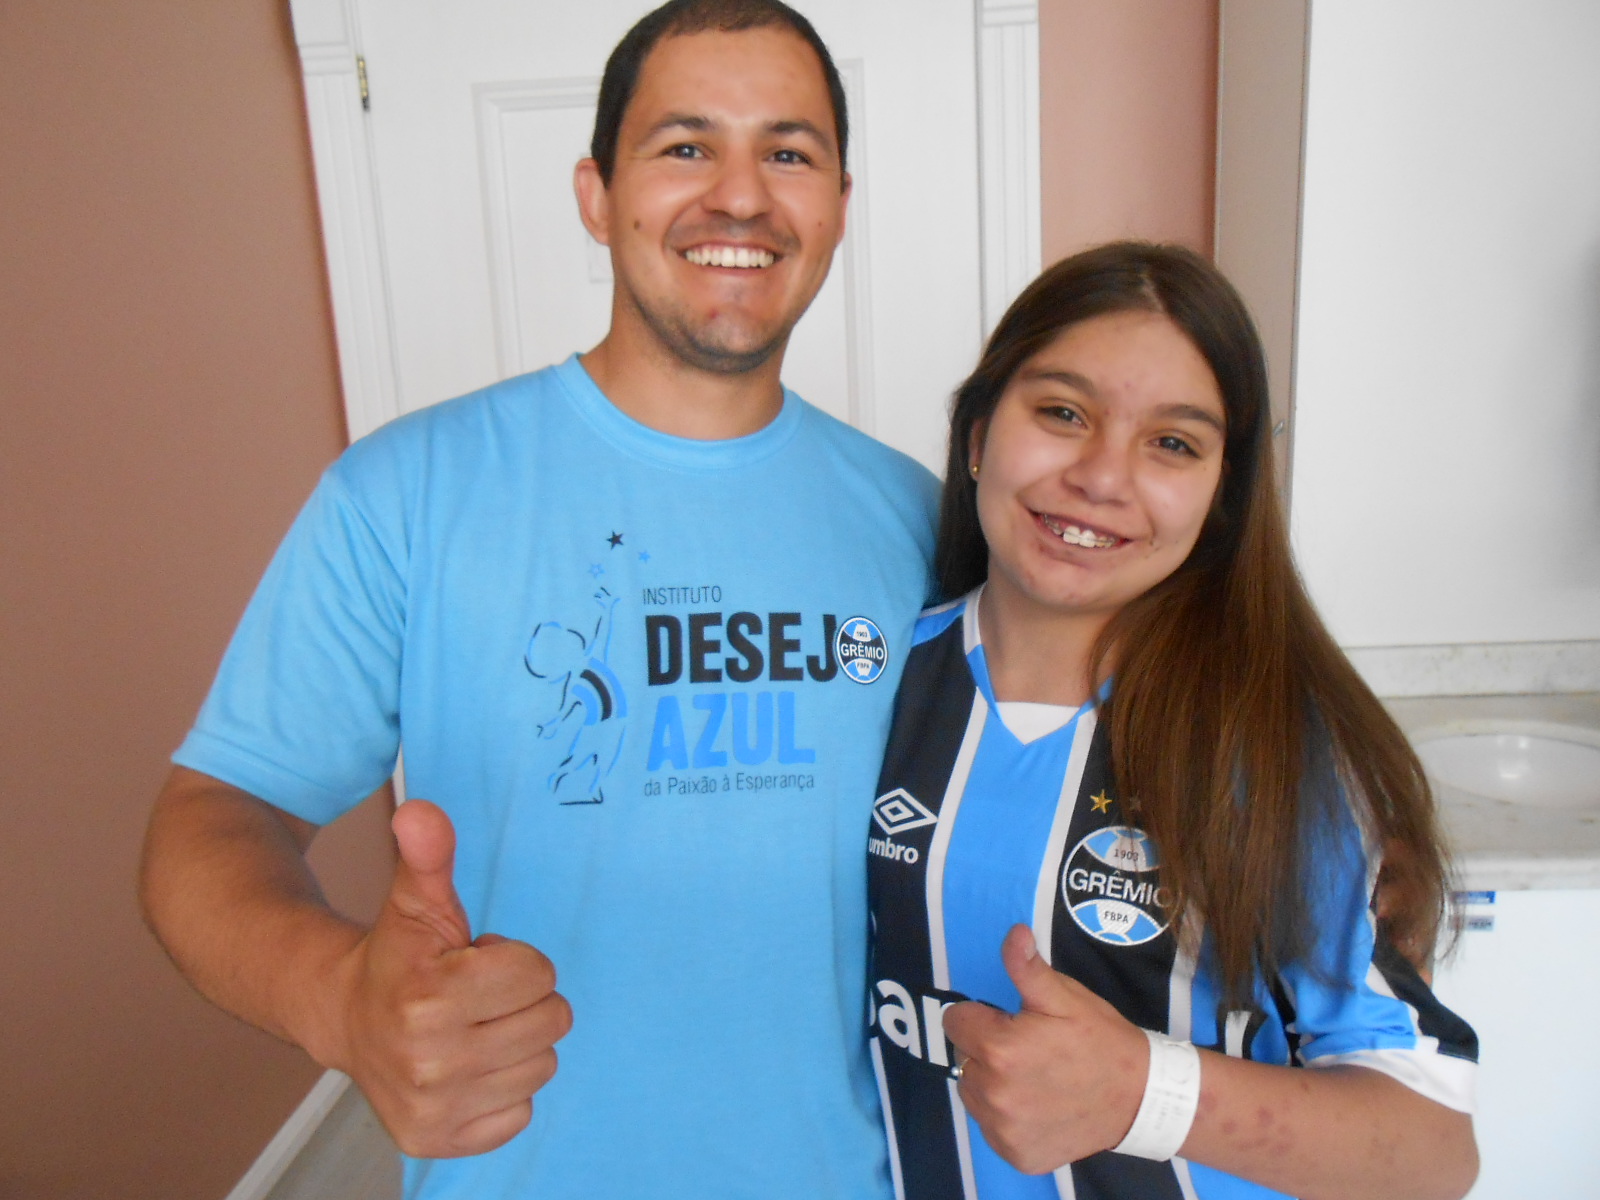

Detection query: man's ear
xmin=574 ymin=158 xmax=611 ymax=245
xmin=834 ymin=171 xmax=853 ymax=247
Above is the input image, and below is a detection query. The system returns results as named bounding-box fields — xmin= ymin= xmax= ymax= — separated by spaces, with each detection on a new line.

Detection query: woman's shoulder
xmin=911 ymin=593 xmax=972 ymax=648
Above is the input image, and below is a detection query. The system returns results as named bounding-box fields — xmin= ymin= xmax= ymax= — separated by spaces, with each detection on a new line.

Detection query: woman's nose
xmin=1062 ymin=433 xmax=1132 ymax=503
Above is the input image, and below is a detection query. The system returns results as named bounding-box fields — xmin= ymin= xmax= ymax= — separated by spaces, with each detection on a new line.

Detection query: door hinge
xmin=356 ymin=55 xmax=370 ymax=111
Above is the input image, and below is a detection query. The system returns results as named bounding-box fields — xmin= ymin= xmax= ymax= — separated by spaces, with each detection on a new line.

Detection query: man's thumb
xmin=387 ymin=799 xmax=472 ymax=950
xmin=1001 ymin=924 xmax=1077 ymax=1017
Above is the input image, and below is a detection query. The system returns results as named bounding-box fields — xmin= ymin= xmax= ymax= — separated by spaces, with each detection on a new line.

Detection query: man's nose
xmin=702 ymin=147 xmax=774 ymax=221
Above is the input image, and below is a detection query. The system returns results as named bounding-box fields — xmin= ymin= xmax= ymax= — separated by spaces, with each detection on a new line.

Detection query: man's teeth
xmin=685 ymin=245 xmax=775 ymax=269
xmin=1042 ymin=516 xmax=1119 ymax=548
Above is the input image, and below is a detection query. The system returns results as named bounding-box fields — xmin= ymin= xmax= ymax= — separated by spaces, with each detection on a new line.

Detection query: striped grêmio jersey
xmin=866 ymin=592 xmax=1478 ymax=1200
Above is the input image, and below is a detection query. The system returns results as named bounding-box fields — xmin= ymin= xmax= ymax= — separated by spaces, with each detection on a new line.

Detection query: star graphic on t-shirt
xmin=637 ymin=550 xmax=651 ymax=563
xmin=607 ymin=532 xmax=624 ymax=549
xmin=1090 ymin=790 xmax=1114 ymax=814
xmin=588 ymin=563 xmax=605 ymax=578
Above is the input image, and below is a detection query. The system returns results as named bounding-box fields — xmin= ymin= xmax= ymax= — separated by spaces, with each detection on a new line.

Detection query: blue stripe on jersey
xmin=912 ymin=600 xmax=965 ymax=647
xmin=943 ymin=641 xmax=1088 ymax=1200
xmin=943 ymin=648 xmax=1088 ymax=1015
xmin=964 ymin=1117 xmax=1056 ymax=1200
xmin=1189 ymin=1162 xmax=1290 ymax=1200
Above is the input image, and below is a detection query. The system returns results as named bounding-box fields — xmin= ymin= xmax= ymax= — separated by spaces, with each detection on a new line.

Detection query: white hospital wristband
xmin=1111 ymin=1030 xmax=1202 ymax=1161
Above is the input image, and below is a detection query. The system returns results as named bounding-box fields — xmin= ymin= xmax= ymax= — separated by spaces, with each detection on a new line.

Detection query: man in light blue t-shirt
xmin=139 ymin=3 xmax=937 ymax=1198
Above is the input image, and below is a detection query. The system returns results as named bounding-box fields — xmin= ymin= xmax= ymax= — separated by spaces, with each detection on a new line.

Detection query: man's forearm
xmin=138 ymin=767 xmax=363 ymax=1069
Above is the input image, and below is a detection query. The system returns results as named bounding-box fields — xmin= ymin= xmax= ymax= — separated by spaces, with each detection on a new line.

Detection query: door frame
xmin=287 ymin=0 xmax=1040 ymax=444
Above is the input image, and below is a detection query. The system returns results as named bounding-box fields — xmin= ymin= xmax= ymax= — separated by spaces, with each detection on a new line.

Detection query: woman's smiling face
xmin=972 ymin=309 xmax=1228 ymax=629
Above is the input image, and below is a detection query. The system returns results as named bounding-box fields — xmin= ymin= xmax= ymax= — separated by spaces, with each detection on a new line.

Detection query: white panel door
xmin=300 ymin=0 xmax=987 ymax=473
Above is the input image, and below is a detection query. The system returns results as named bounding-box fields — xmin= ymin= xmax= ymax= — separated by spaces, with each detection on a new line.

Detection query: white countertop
xmin=1385 ymin=693 xmax=1600 ymax=891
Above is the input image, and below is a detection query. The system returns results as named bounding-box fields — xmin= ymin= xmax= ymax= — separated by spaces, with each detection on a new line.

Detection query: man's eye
xmin=771 ymin=148 xmax=811 ymax=166
xmin=665 ymin=144 xmax=703 ymax=159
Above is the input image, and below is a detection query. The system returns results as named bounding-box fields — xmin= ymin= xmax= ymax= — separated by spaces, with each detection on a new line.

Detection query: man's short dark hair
xmin=590 ymin=0 xmax=849 ymax=185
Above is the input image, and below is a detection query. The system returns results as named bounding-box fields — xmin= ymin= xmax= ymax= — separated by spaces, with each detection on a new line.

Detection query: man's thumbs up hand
xmin=386 ymin=797 xmax=473 ymax=950
xmin=336 ymin=800 xmax=572 ymax=1159
xmin=942 ymin=925 xmax=1148 ymax=1174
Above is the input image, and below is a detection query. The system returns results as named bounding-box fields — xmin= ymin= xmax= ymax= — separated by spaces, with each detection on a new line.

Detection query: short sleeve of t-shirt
xmin=174 ymin=457 xmax=408 ymax=824
xmin=1279 ymin=787 xmax=1478 ymax=1113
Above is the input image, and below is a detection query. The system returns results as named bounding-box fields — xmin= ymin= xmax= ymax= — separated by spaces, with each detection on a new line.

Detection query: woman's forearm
xmin=1181 ymin=1054 xmax=1477 ymax=1200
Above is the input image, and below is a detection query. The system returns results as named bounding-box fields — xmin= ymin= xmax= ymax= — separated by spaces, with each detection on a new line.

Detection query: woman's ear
xmin=967 ymin=419 xmax=988 ymax=480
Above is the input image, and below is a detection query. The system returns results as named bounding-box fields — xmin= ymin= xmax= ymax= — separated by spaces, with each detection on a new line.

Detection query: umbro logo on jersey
xmin=1062 ymin=825 xmax=1172 ymax=947
xmin=872 ymin=788 xmax=936 ymax=837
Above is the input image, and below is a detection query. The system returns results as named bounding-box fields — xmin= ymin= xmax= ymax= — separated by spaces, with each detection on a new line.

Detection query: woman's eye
xmin=1155 ymin=434 xmax=1197 ymax=457
xmin=1043 ymin=405 xmax=1086 ymax=427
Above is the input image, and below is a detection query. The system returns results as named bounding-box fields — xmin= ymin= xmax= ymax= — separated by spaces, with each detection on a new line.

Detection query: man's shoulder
xmin=362 ymin=363 xmax=565 ymax=445
xmin=332 ymin=361 xmax=575 ymax=480
xmin=791 ymin=399 xmax=940 ymax=507
xmin=797 ymin=400 xmax=931 ymax=471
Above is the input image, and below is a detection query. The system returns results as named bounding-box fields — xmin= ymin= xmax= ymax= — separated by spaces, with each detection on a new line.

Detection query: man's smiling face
xmin=577 ymin=26 xmax=850 ymax=375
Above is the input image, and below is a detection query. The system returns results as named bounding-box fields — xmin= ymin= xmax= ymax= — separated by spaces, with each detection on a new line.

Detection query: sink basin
xmin=1415 ymin=727 xmax=1600 ymax=808
xmin=1398 ymin=711 xmax=1600 ymax=891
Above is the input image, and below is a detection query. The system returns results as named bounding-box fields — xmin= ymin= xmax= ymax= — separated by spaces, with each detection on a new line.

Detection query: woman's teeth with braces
xmin=685 ymin=246 xmax=775 ymax=268
xmin=1043 ymin=516 xmax=1119 ymax=548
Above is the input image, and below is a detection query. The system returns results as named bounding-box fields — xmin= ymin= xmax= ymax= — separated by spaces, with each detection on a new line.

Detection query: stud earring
xmin=969 ymin=462 xmax=980 ymax=479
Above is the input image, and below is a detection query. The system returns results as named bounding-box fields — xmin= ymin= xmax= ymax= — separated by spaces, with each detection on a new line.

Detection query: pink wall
xmin=1039 ymin=0 xmax=1219 ymax=263
xmin=0 ymin=3 xmax=394 ymax=1196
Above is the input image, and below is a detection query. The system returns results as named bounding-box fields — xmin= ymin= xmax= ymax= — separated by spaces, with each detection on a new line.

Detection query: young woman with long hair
xmin=866 ymin=243 xmax=1477 ymax=1200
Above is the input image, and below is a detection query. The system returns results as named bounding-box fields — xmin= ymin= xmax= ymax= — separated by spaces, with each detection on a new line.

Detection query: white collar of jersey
xmin=993 ymin=700 xmax=1077 ymax=743
xmin=964 ymin=584 xmax=1108 ymax=743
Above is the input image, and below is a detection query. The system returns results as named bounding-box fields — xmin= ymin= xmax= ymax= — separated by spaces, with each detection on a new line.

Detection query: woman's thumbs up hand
xmin=942 ymin=925 xmax=1149 ymax=1174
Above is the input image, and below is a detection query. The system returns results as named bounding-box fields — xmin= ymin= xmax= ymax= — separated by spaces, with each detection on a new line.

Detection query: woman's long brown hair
xmin=938 ymin=242 xmax=1448 ymax=1005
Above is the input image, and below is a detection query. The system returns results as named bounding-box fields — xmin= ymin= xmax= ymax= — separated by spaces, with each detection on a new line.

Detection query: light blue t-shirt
xmin=176 ymin=355 xmax=939 ymax=1200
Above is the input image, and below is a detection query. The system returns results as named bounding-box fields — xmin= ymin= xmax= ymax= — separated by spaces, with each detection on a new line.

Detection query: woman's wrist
xmin=1112 ymin=1030 xmax=1202 ymax=1161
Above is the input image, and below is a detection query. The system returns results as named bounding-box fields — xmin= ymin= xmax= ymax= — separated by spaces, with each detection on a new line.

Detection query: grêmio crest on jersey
xmin=1064 ymin=825 xmax=1172 ymax=947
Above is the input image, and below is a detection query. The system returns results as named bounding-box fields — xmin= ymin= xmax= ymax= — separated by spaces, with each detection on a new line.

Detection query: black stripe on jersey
xmin=876 ymin=1050 xmax=968 ymax=1200
xmin=871 ymin=615 xmax=974 ymax=1001
xmin=871 ymin=617 xmax=976 ymax=1200
xmin=1269 ymin=975 xmax=1304 ymax=1065
xmin=1074 ymin=1152 xmax=1188 ymax=1200
xmin=1046 ymin=723 xmax=1178 ymax=1035
xmin=1042 ymin=724 xmax=1190 ymax=1200
xmin=878 ymin=615 xmax=975 ymax=818
xmin=1372 ymin=935 xmax=1480 ymax=1062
